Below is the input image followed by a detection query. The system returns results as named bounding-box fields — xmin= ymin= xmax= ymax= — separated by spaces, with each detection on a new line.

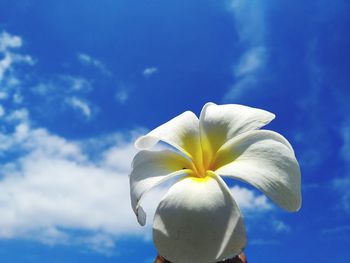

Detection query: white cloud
xmin=229 ymin=0 xmax=265 ymax=45
xmin=0 ymin=155 xmax=129 ymax=237
xmin=102 ymin=142 xmax=137 ymax=172
xmin=0 ymin=116 xmax=166 ymax=252
xmin=142 ymin=67 xmax=158 ymax=77
xmin=66 ymin=97 xmax=92 ymax=118
xmin=272 ymin=219 xmax=290 ymax=233
xmin=0 ymin=31 xmax=22 ymax=51
xmin=230 ymin=185 xmax=272 ymax=212
xmin=77 ymin=53 xmax=111 ymax=75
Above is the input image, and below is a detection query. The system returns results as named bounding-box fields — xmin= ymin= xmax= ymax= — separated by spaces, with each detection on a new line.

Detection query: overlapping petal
xmin=213 ymin=130 xmax=301 ymax=211
xmin=135 ymin=111 xmax=202 ymax=163
xmin=129 ymin=149 xmax=192 ymax=226
xmin=199 ymin=103 xmax=275 ymax=167
xmin=153 ymin=173 xmax=246 ymax=263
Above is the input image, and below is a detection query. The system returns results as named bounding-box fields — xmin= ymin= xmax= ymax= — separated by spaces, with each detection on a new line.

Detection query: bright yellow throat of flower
xmin=190 ymin=161 xmax=214 ymax=179
xmin=185 ymin=140 xmax=221 ymax=179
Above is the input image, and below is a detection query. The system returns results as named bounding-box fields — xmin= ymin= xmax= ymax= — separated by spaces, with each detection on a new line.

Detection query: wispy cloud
xmin=66 ymin=97 xmax=92 ymax=118
xmin=330 ymin=114 xmax=350 ymax=214
xmin=0 ymin=31 xmax=22 ymax=52
xmin=234 ymin=47 xmax=266 ymax=77
xmin=301 ymin=42 xmax=350 ymax=214
xmin=142 ymin=67 xmax=158 ymax=78
xmin=0 ymin=32 xmax=100 ymax=126
xmin=0 ymin=32 xmax=35 ymax=124
xmin=224 ymin=0 xmax=268 ymax=101
xmin=29 ymin=75 xmax=96 ymax=121
xmin=0 ymin=31 xmax=34 ymax=85
xmin=61 ymin=75 xmax=93 ymax=92
xmin=227 ymin=47 xmax=266 ymax=100
xmin=332 ymin=176 xmax=350 ymax=213
xmin=291 ymin=40 xmax=333 ymax=170
xmin=77 ymin=53 xmax=111 ymax=75
xmin=272 ymin=219 xmax=290 ymax=233
xmin=32 ymin=75 xmax=92 ymax=95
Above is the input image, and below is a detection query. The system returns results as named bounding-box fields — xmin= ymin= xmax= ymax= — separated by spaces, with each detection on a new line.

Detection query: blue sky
xmin=0 ymin=0 xmax=349 ymax=262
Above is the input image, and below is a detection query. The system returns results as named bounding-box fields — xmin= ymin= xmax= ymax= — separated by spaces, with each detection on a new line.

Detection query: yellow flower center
xmin=187 ymin=139 xmax=219 ymax=179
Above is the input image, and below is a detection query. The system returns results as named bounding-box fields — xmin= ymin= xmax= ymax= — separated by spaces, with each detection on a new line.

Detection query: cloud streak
xmin=66 ymin=97 xmax=92 ymax=118
xmin=0 ymin=31 xmax=34 ymax=85
xmin=142 ymin=67 xmax=158 ymax=78
xmin=224 ymin=0 xmax=268 ymax=101
xmin=77 ymin=53 xmax=111 ymax=76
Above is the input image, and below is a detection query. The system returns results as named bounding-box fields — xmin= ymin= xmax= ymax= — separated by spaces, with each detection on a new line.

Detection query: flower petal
xmin=153 ymin=173 xmax=246 ymax=263
xmin=130 ymin=150 xmax=192 ymax=226
xmin=214 ymin=130 xmax=301 ymax=211
xmin=199 ymin=103 xmax=275 ymax=165
xmin=135 ymin=111 xmax=201 ymax=162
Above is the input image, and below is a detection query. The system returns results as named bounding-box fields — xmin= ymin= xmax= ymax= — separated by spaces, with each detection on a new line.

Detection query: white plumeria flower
xmin=129 ymin=103 xmax=301 ymax=263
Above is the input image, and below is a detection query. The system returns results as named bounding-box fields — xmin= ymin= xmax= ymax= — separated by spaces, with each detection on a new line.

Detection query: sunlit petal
xmin=130 ymin=150 xmax=192 ymax=226
xmin=199 ymin=102 xmax=275 ymax=166
xmin=153 ymin=173 xmax=246 ymax=263
xmin=214 ymin=130 xmax=301 ymax=211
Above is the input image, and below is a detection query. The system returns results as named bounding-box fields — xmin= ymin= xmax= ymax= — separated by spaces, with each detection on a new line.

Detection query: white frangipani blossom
xmin=129 ymin=103 xmax=301 ymax=263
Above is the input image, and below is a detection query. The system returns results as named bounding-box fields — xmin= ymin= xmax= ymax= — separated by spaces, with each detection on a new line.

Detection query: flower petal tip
xmin=291 ymin=197 xmax=302 ymax=212
xmin=281 ymin=192 xmax=302 ymax=212
xmin=136 ymin=206 xmax=146 ymax=226
xmin=270 ymin=112 xmax=276 ymax=121
xmin=134 ymin=135 xmax=158 ymax=150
